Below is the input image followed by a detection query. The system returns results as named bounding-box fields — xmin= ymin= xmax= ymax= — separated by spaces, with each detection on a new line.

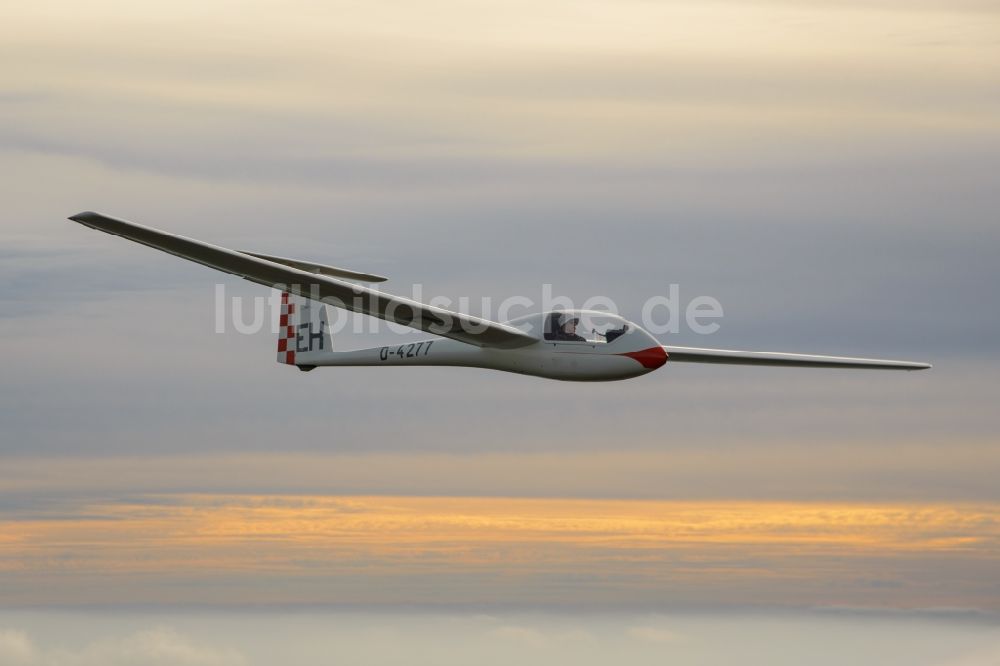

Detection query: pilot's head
xmin=562 ymin=316 xmax=579 ymax=334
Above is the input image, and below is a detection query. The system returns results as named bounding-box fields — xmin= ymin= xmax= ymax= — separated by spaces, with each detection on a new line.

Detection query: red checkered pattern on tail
xmin=276 ymin=292 xmax=296 ymax=365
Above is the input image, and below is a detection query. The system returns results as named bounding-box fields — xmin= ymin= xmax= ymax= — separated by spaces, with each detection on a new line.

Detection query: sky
xmin=1 ymin=0 xmax=999 ymax=663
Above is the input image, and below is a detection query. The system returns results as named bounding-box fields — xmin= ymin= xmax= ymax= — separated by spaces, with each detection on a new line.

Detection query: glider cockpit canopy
xmin=507 ymin=310 xmax=632 ymax=344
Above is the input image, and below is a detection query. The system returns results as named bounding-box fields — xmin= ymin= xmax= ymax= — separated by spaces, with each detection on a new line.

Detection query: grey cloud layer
xmin=2 ymin=611 xmax=998 ymax=666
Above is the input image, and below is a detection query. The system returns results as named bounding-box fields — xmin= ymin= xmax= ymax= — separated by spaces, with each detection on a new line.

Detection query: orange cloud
xmin=2 ymin=495 xmax=998 ymax=610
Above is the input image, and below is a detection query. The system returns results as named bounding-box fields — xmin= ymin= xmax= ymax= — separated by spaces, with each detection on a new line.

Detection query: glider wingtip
xmin=68 ymin=210 xmax=107 ymax=225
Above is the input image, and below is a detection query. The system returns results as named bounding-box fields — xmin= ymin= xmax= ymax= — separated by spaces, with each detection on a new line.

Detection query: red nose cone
xmin=620 ymin=346 xmax=668 ymax=369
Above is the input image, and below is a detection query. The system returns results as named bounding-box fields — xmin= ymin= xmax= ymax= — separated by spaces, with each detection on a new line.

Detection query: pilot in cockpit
xmin=545 ymin=313 xmax=586 ymax=342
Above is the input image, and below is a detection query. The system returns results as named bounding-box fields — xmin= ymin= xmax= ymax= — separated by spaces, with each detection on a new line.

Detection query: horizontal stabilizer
xmin=239 ymin=251 xmax=387 ymax=283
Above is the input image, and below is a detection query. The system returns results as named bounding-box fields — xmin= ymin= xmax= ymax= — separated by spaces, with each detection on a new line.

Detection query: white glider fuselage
xmin=304 ymin=312 xmax=667 ymax=382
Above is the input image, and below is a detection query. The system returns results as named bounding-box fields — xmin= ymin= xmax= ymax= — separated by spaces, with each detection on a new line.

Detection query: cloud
xmin=3 ymin=610 xmax=998 ymax=666
xmin=0 ymin=630 xmax=36 ymax=665
xmin=1 ymin=0 xmax=998 ymax=622
xmin=1 ymin=494 xmax=998 ymax=610
xmin=2 ymin=438 xmax=1000 ymax=501
xmin=490 ymin=624 xmax=595 ymax=648
xmin=940 ymin=640 xmax=1000 ymax=666
xmin=490 ymin=625 xmax=548 ymax=646
xmin=627 ymin=625 xmax=680 ymax=644
xmin=0 ymin=627 xmax=244 ymax=666
xmin=3 ymin=0 xmax=998 ymax=185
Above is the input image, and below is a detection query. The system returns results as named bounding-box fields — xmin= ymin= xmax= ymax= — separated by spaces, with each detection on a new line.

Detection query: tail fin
xmin=277 ymin=292 xmax=333 ymax=369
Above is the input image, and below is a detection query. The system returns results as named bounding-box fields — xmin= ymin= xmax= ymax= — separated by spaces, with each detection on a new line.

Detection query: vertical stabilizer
xmin=276 ymin=292 xmax=333 ymax=368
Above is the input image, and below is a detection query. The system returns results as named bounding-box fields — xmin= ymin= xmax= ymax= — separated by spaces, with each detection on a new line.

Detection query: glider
xmin=69 ymin=211 xmax=931 ymax=381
